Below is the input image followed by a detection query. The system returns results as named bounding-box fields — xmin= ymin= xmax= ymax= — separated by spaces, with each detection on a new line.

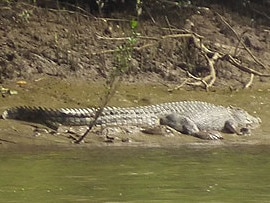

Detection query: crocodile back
xmin=2 ymin=101 xmax=260 ymax=130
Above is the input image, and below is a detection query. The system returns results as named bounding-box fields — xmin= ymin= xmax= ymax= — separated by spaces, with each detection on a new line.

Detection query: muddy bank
xmin=0 ymin=1 xmax=269 ymax=147
xmin=0 ymin=77 xmax=269 ymax=148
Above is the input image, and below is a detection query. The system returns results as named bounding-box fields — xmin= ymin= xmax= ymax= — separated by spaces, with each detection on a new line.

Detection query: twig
xmin=31 ymin=53 xmax=57 ymax=66
xmin=0 ymin=138 xmax=16 ymax=144
xmin=98 ymin=17 xmax=130 ymax=22
xmin=244 ymin=73 xmax=254 ymax=89
xmin=91 ymin=49 xmax=116 ymax=55
xmin=222 ymin=54 xmax=270 ymax=77
xmin=165 ymin=16 xmax=173 ymax=34
xmin=162 ymin=27 xmax=186 ymax=33
xmin=96 ymin=35 xmax=131 ymax=41
xmin=215 ymin=12 xmax=267 ymax=69
xmin=167 ymin=78 xmax=189 ymax=92
xmin=159 ymin=0 xmax=182 ymax=7
xmin=248 ymin=6 xmax=270 ymax=21
xmin=233 ymin=30 xmax=248 ymax=57
xmin=74 ymin=80 xmax=119 ymax=144
xmin=134 ymin=42 xmax=158 ymax=51
xmin=96 ymin=35 xmax=159 ymax=41
xmin=144 ymin=6 xmax=156 ymax=25
xmin=162 ymin=33 xmax=194 ymax=39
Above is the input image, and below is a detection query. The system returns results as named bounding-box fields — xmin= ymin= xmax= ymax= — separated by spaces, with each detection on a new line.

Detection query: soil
xmin=0 ymin=0 xmax=269 ymax=147
xmin=0 ymin=1 xmax=269 ymax=86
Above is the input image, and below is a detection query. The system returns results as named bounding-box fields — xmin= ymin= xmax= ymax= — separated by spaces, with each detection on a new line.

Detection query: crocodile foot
xmin=193 ymin=131 xmax=223 ymax=140
xmin=141 ymin=126 xmax=175 ymax=137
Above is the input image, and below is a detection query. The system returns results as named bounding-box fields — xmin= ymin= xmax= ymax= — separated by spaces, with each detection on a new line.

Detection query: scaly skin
xmin=1 ymin=101 xmax=261 ymax=140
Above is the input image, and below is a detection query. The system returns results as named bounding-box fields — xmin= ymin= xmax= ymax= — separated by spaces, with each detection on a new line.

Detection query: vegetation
xmin=75 ymin=20 xmax=139 ymax=143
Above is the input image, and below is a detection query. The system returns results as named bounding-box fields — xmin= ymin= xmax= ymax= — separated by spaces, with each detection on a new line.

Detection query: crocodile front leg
xmin=224 ymin=120 xmax=251 ymax=135
xmin=159 ymin=114 xmax=223 ymax=140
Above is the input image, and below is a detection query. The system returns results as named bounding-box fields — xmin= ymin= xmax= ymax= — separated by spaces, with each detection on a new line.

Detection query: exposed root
xmin=167 ymin=78 xmax=189 ymax=92
xmin=244 ymin=73 xmax=254 ymax=89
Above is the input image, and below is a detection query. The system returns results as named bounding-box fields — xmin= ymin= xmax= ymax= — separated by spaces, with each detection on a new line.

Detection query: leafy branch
xmin=75 ymin=20 xmax=139 ymax=143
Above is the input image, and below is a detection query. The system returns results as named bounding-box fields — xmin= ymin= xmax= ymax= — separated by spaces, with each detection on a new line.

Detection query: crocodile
xmin=1 ymin=101 xmax=261 ymax=140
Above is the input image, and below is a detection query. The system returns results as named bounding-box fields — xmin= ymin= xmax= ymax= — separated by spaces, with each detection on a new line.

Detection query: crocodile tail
xmin=2 ymin=106 xmax=96 ymax=128
xmin=2 ymin=106 xmax=60 ymax=122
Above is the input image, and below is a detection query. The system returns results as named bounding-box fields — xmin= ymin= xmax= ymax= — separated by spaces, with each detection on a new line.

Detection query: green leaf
xmin=131 ymin=20 xmax=138 ymax=30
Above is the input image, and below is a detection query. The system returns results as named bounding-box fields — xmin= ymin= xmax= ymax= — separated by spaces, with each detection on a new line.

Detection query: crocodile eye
xmin=246 ymin=117 xmax=254 ymax=123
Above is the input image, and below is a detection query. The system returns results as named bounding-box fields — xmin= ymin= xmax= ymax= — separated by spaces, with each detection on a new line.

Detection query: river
xmin=0 ymin=145 xmax=270 ymax=202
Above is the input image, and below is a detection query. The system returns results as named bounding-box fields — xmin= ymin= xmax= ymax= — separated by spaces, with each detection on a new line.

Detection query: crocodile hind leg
xmin=160 ymin=114 xmax=223 ymax=140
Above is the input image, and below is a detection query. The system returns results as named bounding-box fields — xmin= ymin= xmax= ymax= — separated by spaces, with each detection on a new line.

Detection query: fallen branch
xmin=222 ymin=54 xmax=270 ymax=77
xmin=186 ymin=71 xmax=209 ymax=90
xmin=202 ymin=52 xmax=217 ymax=88
xmin=167 ymin=78 xmax=190 ymax=92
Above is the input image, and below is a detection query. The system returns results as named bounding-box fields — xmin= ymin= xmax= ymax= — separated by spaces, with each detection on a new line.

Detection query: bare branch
xmin=215 ymin=12 xmax=267 ymax=69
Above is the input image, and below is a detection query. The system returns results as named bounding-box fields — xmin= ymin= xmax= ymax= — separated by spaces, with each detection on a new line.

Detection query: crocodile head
xmin=230 ymin=107 xmax=261 ymax=129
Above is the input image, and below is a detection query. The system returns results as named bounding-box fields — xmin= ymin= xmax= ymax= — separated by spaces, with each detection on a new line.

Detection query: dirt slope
xmin=0 ymin=1 xmax=269 ymax=89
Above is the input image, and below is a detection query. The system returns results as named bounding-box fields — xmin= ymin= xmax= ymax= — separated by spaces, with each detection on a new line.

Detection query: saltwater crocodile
xmin=1 ymin=101 xmax=261 ymax=140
